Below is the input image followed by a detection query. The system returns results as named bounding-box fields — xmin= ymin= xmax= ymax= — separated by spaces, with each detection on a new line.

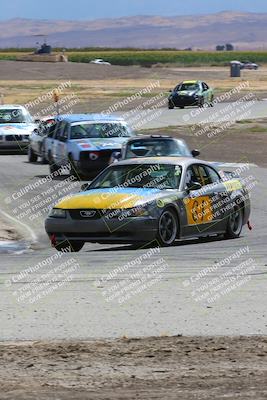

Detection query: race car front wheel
xmin=28 ymin=147 xmax=38 ymax=163
xmin=40 ymin=147 xmax=48 ymax=164
xmin=224 ymin=204 xmax=243 ymax=239
xmin=209 ymin=96 xmax=214 ymax=107
xmin=157 ymin=209 xmax=178 ymax=246
xmin=198 ymin=97 xmax=204 ymax=108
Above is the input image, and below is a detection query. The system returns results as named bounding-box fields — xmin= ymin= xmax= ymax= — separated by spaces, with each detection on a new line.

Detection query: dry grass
xmin=0 ymin=77 xmax=266 ymax=105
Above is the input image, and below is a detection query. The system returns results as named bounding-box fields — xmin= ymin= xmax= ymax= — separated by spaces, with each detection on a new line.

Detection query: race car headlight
xmin=128 ymin=206 xmax=149 ymax=217
xmin=49 ymin=208 xmax=66 ymax=218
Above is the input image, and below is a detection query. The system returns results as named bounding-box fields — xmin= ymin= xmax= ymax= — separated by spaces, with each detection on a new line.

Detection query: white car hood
xmin=0 ymin=123 xmax=35 ymax=136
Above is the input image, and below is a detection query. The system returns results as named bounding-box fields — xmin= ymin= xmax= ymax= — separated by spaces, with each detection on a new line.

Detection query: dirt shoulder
xmin=1 ymin=62 xmax=267 ymax=107
xmin=0 ymin=336 xmax=266 ymax=400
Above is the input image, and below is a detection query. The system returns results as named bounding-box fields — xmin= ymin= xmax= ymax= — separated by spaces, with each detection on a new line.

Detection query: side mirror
xmin=113 ymin=151 xmax=121 ymax=161
xmin=191 ymin=149 xmax=200 ymax=157
xmin=187 ymin=181 xmax=202 ymax=191
xmin=80 ymin=183 xmax=89 ymax=192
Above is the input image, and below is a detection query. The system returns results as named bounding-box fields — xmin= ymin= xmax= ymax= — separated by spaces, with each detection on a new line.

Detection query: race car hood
xmin=71 ymin=137 xmax=129 ymax=150
xmin=55 ymin=187 xmax=177 ymax=210
xmin=0 ymin=123 xmax=35 ymax=136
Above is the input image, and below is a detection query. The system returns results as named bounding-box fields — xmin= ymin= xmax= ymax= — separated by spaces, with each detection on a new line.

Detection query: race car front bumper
xmin=0 ymin=135 xmax=29 ymax=150
xmin=45 ymin=211 xmax=158 ymax=244
xmin=169 ymin=95 xmax=198 ymax=107
xmin=75 ymin=149 xmax=120 ymax=177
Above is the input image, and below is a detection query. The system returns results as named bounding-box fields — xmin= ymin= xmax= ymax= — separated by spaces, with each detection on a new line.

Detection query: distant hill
xmin=0 ymin=11 xmax=267 ymax=49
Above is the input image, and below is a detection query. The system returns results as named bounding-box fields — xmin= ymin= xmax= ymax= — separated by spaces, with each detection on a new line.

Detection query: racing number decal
xmin=185 ymin=196 xmax=213 ymax=225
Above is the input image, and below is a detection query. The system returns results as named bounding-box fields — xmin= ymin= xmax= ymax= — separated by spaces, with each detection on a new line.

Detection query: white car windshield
xmin=70 ymin=123 xmax=133 ymax=139
xmin=0 ymin=109 xmax=32 ymax=124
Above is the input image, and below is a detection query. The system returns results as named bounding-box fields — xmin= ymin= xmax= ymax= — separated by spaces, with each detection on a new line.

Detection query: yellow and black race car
xmin=45 ymin=157 xmax=251 ymax=252
xmin=168 ymin=80 xmax=214 ymax=109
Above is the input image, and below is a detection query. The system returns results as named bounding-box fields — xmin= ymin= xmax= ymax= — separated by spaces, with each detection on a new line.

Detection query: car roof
xmin=114 ymin=156 xmax=212 ymax=168
xmin=125 ymin=135 xmax=184 ymax=142
xmin=0 ymin=104 xmax=27 ymax=110
xmin=54 ymin=113 xmax=124 ymax=124
xmin=182 ymin=80 xmax=199 ymax=84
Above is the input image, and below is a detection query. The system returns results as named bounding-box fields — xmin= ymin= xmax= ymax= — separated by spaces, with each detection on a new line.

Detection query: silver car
xmin=0 ymin=105 xmax=35 ymax=151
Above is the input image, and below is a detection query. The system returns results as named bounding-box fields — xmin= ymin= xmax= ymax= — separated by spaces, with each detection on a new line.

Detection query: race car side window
xmin=203 ymin=82 xmax=209 ymax=91
xmin=55 ymin=122 xmax=64 ymax=140
xmin=61 ymin=123 xmax=69 ymax=141
xmin=193 ymin=165 xmax=214 ymax=186
xmin=52 ymin=122 xmax=60 ymax=139
xmin=184 ymin=164 xmax=219 ymax=188
xmin=184 ymin=166 xmax=200 ymax=188
xmin=47 ymin=122 xmax=58 ymax=138
xmin=203 ymin=166 xmax=221 ymax=184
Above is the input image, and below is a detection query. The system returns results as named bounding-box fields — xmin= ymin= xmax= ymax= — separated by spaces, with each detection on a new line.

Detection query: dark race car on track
xmin=168 ymin=80 xmax=214 ymax=109
xmin=110 ymin=135 xmax=200 ymax=162
xmin=45 ymin=157 xmax=251 ymax=252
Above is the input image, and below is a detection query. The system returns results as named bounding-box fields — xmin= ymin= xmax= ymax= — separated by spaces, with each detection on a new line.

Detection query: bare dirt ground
xmin=1 ymin=62 xmax=267 ymax=110
xmin=0 ymin=336 xmax=267 ymax=400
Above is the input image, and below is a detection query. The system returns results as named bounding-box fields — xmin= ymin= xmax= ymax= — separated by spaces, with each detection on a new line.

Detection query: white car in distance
xmin=0 ymin=105 xmax=35 ymax=151
xmin=89 ymin=58 xmax=111 ymax=65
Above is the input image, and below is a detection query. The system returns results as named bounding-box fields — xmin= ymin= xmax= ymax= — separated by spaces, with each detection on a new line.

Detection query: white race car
xmin=0 ymin=105 xmax=35 ymax=151
xmin=89 ymin=58 xmax=111 ymax=65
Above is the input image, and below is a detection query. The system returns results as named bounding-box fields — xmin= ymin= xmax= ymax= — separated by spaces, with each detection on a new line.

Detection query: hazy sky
xmin=0 ymin=0 xmax=266 ymax=20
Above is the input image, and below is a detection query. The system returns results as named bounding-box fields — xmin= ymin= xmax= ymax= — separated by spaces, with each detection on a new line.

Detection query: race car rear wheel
xmin=224 ymin=204 xmax=243 ymax=239
xmin=54 ymin=240 xmax=84 ymax=252
xmin=28 ymin=147 xmax=38 ymax=163
xmin=157 ymin=209 xmax=178 ymax=246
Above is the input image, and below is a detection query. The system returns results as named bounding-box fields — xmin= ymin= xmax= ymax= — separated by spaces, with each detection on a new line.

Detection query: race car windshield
xmin=70 ymin=123 xmax=133 ymax=139
xmin=0 ymin=109 xmax=32 ymax=124
xmin=178 ymin=83 xmax=199 ymax=91
xmin=125 ymin=139 xmax=191 ymax=158
xmin=90 ymin=164 xmax=182 ymax=190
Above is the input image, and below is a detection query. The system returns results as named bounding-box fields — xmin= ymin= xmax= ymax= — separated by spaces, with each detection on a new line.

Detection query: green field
xmin=1 ymin=49 xmax=267 ymax=66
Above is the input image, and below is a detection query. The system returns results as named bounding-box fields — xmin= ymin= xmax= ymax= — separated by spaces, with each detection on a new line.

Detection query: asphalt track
xmin=0 ymin=156 xmax=266 ymax=341
xmin=121 ymin=100 xmax=267 ymax=129
xmin=0 ymin=104 xmax=266 ymax=340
